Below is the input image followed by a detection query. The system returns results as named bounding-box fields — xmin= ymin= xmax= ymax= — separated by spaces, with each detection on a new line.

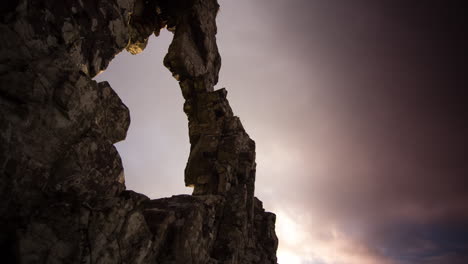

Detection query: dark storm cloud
xmin=243 ymin=0 xmax=468 ymax=263
xmin=378 ymin=222 xmax=468 ymax=264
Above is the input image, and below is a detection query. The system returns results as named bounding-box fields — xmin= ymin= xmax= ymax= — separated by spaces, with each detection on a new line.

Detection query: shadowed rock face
xmin=0 ymin=0 xmax=278 ymax=263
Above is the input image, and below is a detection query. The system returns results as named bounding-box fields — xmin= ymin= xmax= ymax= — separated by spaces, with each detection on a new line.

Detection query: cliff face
xmin=0 ymin=0 xmax=278 ymax=263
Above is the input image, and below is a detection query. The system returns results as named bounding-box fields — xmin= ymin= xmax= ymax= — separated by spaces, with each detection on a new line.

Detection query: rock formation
xmin=0 ymin=0 xmax=278 ymax=263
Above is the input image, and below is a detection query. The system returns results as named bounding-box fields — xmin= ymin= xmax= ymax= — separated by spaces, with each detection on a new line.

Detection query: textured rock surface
xmin=0 ymin=0 xmax=277 ymax=263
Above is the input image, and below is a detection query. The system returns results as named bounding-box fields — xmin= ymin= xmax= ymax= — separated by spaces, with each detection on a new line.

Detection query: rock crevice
xmin=0 ymin=0 xmax=278 ymax=263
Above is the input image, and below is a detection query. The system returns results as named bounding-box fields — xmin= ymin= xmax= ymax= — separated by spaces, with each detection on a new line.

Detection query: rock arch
xmin=0 ymin=0 xmax=277 ymax=263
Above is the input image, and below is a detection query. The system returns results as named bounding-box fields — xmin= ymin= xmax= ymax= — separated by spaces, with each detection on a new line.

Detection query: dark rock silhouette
xmin=0 ymin=0 xmax=278 ymax=263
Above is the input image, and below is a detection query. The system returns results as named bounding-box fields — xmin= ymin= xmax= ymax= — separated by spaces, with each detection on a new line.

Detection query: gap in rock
xmin=94 ymin=31 xmax=191 ymax=199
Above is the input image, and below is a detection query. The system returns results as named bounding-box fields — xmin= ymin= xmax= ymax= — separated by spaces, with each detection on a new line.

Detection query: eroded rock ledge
xmin=0 ymin=0 xmax=278 ymax=263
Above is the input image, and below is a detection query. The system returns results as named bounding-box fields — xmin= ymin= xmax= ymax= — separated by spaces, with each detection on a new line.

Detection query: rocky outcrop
xmin=0 ymin=0 xmax=278 ymax=263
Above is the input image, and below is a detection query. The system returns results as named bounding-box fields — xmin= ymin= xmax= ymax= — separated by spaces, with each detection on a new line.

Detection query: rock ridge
xmin=0 ymin=0 xmax=278 ymax=263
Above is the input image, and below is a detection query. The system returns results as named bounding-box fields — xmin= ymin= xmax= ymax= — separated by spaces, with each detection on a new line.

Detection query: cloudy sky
xmin=96 ymin=0 xmax=468 ymax=263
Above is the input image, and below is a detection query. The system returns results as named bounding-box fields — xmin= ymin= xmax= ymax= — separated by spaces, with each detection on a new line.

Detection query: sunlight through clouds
xmin=275 ymin=209 xmax=397 ymax=264
xmin=277 ymin=250 xmax=302 ymax=264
